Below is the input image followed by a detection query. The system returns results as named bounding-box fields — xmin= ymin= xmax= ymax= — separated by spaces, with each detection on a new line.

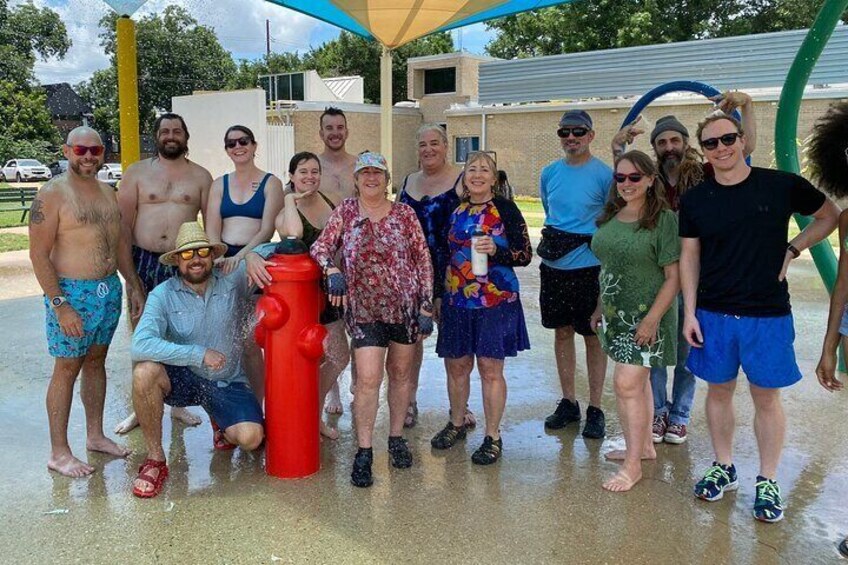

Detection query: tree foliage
xmin=485 ymin=0 xmax=847 ymax=58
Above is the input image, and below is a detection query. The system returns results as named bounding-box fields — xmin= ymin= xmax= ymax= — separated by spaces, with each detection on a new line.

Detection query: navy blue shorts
xmin=351 ymin=322 xmax=415 ymax=349
xmin=163 ymin=365 xmax=263 ymax=429
xmin=686 ymin=309 xmax=802 ymax=389
xmin=436 ymin=300 xmax=530 ymax=360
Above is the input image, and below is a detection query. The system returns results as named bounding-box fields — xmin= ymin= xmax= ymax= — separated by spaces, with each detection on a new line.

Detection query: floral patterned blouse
xmin=310 ymin=198 xmax=434 ymax=341
xmin=443 ymin=196 xmax=533 ymax=309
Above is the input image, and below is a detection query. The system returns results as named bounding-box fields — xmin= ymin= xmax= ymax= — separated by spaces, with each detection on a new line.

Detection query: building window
xmin=260 ymin=72 xmax=305 ymax=106
xmin=424 ymin=67 xmax=456 ymax=95
xmin=455 ymin=136 xmax=480 ymax=163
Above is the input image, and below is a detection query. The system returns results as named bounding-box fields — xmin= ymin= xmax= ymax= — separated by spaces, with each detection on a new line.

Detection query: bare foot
xmin=602 ymin=468 xmax=642 ymax=492
xmin=320 ymin=420 xmax=340 ymax=440
xmin=48 ymin=452 xmax=95 ymax=478
xmin=114 ymin=412 xmax=139 ymax=435
xmin=604 ymin=446 xmax=656 ymax=461
xmin=325 ymin=382 xmax=343 ymax=415
xmin=87 ymin=435 xmax=131 ymax=457
xmin=171 ymin=406 xmax=202 ymax=426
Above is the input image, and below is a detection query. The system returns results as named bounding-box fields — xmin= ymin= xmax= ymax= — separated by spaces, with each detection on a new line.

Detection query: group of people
xmin=29 ymin=94 xmax=848 ymax=539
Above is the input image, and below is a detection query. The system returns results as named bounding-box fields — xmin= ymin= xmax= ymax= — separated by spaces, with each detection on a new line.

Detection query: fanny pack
xmin=536 ymin=227 xmax=593 ymax=261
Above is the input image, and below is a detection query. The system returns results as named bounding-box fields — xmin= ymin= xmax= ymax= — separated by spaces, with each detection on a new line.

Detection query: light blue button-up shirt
xmin=131 ymin=243 xmax=276 ymax=384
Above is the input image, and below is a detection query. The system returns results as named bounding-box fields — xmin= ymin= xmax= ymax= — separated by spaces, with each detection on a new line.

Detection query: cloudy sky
xmin=17 ymin=0 xmax=493 ymax=86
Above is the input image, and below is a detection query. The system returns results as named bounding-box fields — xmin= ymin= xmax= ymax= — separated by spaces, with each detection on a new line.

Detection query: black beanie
xmin=650 ymin=115 xmax=689 ymax=144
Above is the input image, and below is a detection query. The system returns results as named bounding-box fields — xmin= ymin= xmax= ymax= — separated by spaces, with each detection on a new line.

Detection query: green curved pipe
xmin=774 ymin=0 xmax=847 ymax=291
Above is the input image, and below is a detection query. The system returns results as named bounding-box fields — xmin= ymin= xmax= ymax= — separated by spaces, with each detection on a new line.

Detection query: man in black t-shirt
xmin=679 ymin=114 xmax=838 ymax=523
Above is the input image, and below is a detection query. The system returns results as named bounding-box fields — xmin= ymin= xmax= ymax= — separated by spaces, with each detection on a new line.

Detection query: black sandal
xmin=388 ymin=436 xmax=413 ymax=469
xmin=430 ymin=422 xmax=467 ymax=450
xmin=838 ymin=537 xmax=848 ymax=558
xmin=471 ymin=435 xmax=503 ymax=465
xmin=351 ymin=448 xmax=373 ymax=488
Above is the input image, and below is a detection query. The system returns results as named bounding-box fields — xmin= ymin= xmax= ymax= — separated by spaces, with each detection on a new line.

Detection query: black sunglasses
xmin=225 ymin=136 xmax=252 ymax=149
xmin=557 ymin=127 xmax=589 ymax=138
xmin=613 ymin=173 xmax=644 ymax=183
xmin=700 ymin=132 xmax=740 ymax=151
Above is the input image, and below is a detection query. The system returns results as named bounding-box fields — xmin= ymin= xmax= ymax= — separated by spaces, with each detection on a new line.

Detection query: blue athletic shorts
xmin=686 ymin=308 xmax=802 ymax=389
xmin=44 ymin=274 xmax=122 ymax=358
xmin=163 ymin=365 xmax=263 ymax=430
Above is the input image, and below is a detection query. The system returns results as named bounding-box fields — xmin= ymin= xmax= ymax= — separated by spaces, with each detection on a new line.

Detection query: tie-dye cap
xmin=354 ymin=152 xmax=388 ymax=174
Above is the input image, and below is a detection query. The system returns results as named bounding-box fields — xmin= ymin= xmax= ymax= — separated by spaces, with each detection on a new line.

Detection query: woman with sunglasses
xmin=249 ymin=151 xmax=349 ymax=440
xmin=430 ymin=151 xmax=532 ymax=465
xmin=205 ymin=125 xmax=284 ymax=404
xmin=310 ymin=152 xmax=433 ymax=488
xmin=589 ymin=150 xmax=680 ymax=493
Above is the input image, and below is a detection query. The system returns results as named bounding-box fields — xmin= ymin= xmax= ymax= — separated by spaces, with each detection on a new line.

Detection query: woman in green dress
xmin=590 ymin=150 xmax=681 ymax=493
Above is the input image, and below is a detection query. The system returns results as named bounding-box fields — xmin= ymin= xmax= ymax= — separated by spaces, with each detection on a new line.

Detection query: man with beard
xmin=114 ymin=113 xmax=213 ymax=434
xmin=29 ymin=127 xmax=144 ymax=477
xmin=317 ymin=107 xmax=358 ymax=205
xmin=540 ymin=110 xmax=611 ymax=439
xmin=129 ymin=222 xmax=278 ymax=498
xmin=610 ymin=92 xmax=757 ymax=445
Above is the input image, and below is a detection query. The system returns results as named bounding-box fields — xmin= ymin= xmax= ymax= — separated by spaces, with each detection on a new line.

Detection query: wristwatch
xmin=787 ymin=244 xmax=801 ymax=259
xmin=50 ymin=296 xmax=68 ymax=309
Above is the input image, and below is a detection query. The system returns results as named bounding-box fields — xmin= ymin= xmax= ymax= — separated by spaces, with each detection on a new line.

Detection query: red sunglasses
xmin=69 ymin=145 xmax=104 ymax=157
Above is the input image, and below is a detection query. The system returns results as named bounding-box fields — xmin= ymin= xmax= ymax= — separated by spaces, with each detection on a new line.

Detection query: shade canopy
xmin=265 ymin=1 xmax=574 ymax=48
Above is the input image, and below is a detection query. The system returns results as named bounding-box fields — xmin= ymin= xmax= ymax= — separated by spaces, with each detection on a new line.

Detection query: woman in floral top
xmin=589 ymin=150 xmax=680 ymax=493
xmin=431 ymin=151 xmax=532 ymax=465
xmin=310 ymin=152 xmax=434 ymax=488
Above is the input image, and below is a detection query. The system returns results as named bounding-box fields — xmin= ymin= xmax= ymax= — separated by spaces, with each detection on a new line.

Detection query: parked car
xmin=0 ymin=159 xmax=52 ymax=183
xmin=48 ymin=160 xmax=68 ymax=177
xmin=97 ymin=163 xmax=122 ymax=184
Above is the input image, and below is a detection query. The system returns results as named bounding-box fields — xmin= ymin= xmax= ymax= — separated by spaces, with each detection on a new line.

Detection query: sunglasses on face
xmin=179 ymin=247 xmax=212 ymax=261
xmin=700 ymin=132 xmax=741 ymax=151
xmin=69 ymin=145 xmax=104 ymax=157
xmin=614 ymin=173 xmax=644 ymax=183
xmin=224 ymin=136 xmax=252 ymax=149
xmin=557 ymin=127 xmax=589 ymax=139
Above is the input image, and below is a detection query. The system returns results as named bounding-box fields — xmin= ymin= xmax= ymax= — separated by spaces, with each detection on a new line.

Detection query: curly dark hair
xmin=808 ymin=101 xmax=848 ymax=199
xmin=597 ymin=150 xmax=669 ymax=230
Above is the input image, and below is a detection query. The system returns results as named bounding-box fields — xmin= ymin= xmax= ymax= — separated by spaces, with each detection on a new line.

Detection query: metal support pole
xmin=116 ymin=15 xmax=140 ymax=170
xmin=380 ymin=46 xmax=393 ymax=191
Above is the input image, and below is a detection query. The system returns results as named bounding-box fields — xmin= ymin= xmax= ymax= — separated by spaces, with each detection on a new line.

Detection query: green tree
xmin=301 ymin=31 xmax=454 ymax=103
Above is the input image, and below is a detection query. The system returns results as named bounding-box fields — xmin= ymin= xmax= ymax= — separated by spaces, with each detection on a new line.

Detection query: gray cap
xmin=558 ymin=110 xmax=593 ymax=129
xmin=651 ymin=115 xmax=689 ymax=144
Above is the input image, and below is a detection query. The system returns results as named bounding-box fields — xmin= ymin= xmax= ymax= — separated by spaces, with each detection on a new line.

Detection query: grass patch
xmin=0 ymin=233 xmax=28 ymax=253
xmin=0 ymin=209 xmax=27 ymax=228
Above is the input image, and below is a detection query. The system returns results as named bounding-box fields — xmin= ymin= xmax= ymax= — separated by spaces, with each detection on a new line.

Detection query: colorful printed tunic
xmin=443 ymin=197 xmax=532 ymax=309
xmin=310 ymin=198 xmax=434 ymax=341
xmin=590 ymin=210 xmax=680 ymax=367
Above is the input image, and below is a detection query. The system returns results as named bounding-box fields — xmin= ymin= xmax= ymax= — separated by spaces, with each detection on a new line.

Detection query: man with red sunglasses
xmin=29 ymin=126 xmax=145 ymax=478
xmin=679 ymin=113 xmax=839 ymax=523
xmin=114 ymin=112 xmax=213 ymax=434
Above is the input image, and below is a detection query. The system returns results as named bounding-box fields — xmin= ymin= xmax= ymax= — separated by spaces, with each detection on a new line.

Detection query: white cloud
xmin=17 ymin=0 xmax=330 ymax=85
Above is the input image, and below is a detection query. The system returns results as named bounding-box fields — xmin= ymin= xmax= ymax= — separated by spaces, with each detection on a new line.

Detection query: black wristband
xmin=787 ymin=244 xmax=800 ymax=259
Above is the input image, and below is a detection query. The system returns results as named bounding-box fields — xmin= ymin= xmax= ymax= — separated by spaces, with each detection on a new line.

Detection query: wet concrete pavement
xmin=0 ymin=248 xmax=846 ymax=564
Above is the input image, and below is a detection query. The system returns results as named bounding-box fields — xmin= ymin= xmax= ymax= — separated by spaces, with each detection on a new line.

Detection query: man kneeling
xmin=130 ymin=222 xmax=273 ymax=498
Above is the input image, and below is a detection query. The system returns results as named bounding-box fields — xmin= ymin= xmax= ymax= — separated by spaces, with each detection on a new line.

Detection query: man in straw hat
xmin=129 ymin=221 xmax=277 ymax=498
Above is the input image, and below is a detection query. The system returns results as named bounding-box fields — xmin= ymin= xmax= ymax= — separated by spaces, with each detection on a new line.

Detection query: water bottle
xmin=471 ymin=228 xmax=488 ymax=277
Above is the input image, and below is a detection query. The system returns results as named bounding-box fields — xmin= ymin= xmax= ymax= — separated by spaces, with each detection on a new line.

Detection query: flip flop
xmin=211 ymin=419 xmax=236 ymax=451
xmin=132 ymin=458 xmax=169 ymax=499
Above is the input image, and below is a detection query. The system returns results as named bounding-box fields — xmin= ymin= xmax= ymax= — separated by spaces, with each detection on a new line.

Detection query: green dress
xmin=590 ymin=209 xmax=680 ymax=367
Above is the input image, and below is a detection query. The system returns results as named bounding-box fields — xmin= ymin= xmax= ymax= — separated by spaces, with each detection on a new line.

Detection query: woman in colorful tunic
xmin=396 ymin=123 xmax=469 ymax=429
xmin=590 ymin=150 xmax=680 ymax=492
xmin=250 ymin=151 xmax=349 ymax=440
xmin=311 ymin=152 xmax=434 ymax=488
xmin=430 ymin=151 xmax=532 ymax=465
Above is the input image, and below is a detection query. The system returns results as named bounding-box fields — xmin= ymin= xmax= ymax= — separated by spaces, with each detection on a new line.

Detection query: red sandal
xmin=132 ymin=458 xmax=169 ymax=499
xmin=211 ymin=419 xmax=236 ymax=451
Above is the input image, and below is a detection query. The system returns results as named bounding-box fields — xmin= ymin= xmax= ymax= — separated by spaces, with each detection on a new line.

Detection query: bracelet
xmin=787 ymin=244 xmax=800 ymax=258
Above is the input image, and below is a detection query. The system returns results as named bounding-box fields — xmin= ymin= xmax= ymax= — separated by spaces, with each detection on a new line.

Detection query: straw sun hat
xmin=158 ymin=221 xmax=228 ymax=266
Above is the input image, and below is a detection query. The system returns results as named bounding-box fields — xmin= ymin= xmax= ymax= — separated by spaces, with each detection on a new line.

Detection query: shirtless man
xmin=114 ymin=113 xmax=213 ymax=434
xmin=29 ymin=126 xmax=144 ymax=477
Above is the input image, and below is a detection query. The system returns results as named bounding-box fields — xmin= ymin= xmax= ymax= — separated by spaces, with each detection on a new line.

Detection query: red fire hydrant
xmin=255 ymin=237 xmax=327 ymax=479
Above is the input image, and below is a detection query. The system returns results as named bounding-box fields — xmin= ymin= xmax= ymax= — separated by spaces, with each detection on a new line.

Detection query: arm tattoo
xmin=29 ymin=197 xmax=45 ymax=225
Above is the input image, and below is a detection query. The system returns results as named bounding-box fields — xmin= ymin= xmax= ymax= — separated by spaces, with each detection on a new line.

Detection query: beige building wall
xmin=445 ymin=97 xmax=843 ymax=196
xmin=408 ymin=53 xmax=495 ymax=124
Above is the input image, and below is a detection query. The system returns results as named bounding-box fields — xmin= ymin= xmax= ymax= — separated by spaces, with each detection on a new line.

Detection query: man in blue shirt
xmin=539 ymin=110 xmax=612 ymax=438
xmin=129 ymin=222 xmax=276 ymax=498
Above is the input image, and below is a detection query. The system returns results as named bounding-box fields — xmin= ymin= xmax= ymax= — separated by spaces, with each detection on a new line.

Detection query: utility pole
xmin=266 ymin=19 xmax=271 ymax=56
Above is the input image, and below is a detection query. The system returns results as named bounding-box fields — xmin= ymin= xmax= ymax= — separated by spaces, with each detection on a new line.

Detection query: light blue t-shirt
xmin=539 ymin=156 xmax=612 ymax=270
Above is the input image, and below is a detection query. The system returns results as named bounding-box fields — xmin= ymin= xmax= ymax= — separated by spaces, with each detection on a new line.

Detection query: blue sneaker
xmin=753 ymin=476 xmax=784 ymax=523
xmin=694 ymin=462 xmax=738 ymax=501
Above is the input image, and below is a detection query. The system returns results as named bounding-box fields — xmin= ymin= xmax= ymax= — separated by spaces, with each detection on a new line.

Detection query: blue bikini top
xmin=221 ymin=172 xmax=272 ymax=220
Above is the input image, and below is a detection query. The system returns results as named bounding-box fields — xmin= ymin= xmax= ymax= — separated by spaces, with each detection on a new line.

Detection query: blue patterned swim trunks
xmin=44 ymin=274 xmax=122 ymax=358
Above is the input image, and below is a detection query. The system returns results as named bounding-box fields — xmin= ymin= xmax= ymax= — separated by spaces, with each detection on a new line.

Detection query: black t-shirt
xmin=679 ymin=167 xmax=826 ymax=316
